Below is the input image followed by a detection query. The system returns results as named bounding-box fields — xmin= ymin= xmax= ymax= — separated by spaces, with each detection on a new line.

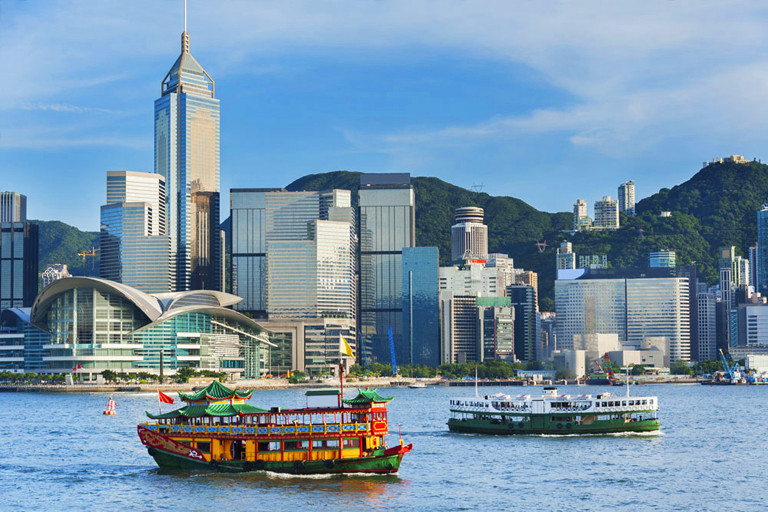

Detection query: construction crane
xmin=77 ymin=247 xmax=100 ymax=272
xmin=718 ymin=349 xmax=740 ymax=382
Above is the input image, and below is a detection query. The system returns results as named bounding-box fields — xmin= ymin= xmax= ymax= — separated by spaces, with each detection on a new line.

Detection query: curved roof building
xmin=18 ymin=277 xmax=272 ymax=377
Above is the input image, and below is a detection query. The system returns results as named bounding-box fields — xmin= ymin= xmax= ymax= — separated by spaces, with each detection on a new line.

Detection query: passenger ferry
xmin=138 ymin=380 xmax=412 ymax=474
xmin=448 ymin=386 xmax=660 ymax=435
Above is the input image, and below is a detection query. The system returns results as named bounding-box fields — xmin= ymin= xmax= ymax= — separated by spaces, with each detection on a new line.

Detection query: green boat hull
xmin=447 ymin=417 xmax=660 ymax=435
xmin=147 ymin=446 xmax=407 ymax=474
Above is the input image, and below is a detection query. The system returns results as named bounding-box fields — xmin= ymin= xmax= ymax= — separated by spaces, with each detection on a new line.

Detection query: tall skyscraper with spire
xmin=154 ymin=27 xmax=221 ymax=291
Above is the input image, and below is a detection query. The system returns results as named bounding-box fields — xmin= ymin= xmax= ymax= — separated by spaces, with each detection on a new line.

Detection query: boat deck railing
xmin=139 ymin=421 xmax=383 ymax=437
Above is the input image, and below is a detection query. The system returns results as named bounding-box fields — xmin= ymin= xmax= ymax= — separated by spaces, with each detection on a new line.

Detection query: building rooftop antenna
xmin=185 ymin=0 xmax=187 ymax=32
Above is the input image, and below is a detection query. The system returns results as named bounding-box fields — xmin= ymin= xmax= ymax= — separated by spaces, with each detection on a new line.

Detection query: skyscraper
xmin=758 ymin=203 xmax=768 ymax=293
xmin=618 ymin=180 xmax=635 ymax=215
xmin=358 ymin=173 xmax=415 ymax=365
xmin=155 ymin=30 xmax=221 ymax=291
xmin=451 ymin=207 xmax=488 ymax=263
xmin=99 ymin=172 xmax=171 ymax=293
xmin=0 ymin=192 xmax=26 ymax=223
xmin=0 ymin=192 xmax=38 ymax=308
xmin=402 ymin=247 xmax=439 ymax=366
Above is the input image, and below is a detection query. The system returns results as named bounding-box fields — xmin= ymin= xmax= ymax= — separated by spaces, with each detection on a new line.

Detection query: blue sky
xmin=3 ymin=0 xmax=768 ymax=231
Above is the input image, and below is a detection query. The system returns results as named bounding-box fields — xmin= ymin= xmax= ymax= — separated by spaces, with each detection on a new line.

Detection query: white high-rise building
xmin=594 ymin=196 xmax=619 ymax=229
xmin=486 ymin=253 xmax=516 ymax=287
xmin=439 ymin=262 xmax=504 ymax=297
xmin=557 ymin=241 xmax=576 ymax=270
xmin=618 ymin=180 xmax=635 ymax=215
xmin=573 ymin=199 xmax=589 ymax=230
xmin=451 ymin=207 xmax=488 ymax=263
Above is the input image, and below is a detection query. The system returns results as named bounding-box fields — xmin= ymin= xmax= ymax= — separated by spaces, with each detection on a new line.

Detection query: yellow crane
xmin=77 ymin=247 xmax=100 ymax=271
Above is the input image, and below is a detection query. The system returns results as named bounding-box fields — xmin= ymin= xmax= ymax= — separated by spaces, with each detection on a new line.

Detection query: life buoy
xmin=566 ymin=423 xmax=573 ymax=430
xmin=507 ymin=423 xmax=516 ymax=430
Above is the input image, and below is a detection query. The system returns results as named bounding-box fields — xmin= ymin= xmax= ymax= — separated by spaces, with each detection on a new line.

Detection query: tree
xmin=670 ymin=360 xmax=693 ymax=376
xmin=101 ymin=370 xmax=118 ymax=383
xmin=176 ymin=367 xmax=197 ymax=383
xmin=631 ymin=365 xmax=646 ymax=376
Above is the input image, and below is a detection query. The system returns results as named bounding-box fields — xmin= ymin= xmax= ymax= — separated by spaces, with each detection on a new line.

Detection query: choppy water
xmin=2 ymin=384 xmax=766 ymax=511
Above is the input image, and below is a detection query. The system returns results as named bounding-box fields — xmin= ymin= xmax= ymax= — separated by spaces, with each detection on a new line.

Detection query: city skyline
xmin=4 ymin=1 xmax=768 ymax=231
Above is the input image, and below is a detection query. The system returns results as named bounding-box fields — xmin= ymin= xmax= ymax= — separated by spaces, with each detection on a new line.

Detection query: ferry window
xmin=258 ymin=441 xmax=281 ymax=452
xmin=343 ymin=438 xmax=360 ymax=449
xmin=196 ymin=441 xmax=210 ymax=453
xmin=177 ymin=440 xmax=191 ymax=447
xmin=285 ymin=440 xmax=308 ymax=451
xmin=313 ymin=439 xmax=339 ymax=449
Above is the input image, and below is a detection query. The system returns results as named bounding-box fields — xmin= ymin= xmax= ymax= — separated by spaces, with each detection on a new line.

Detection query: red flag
xmin=158 ymin=390 xmax=175 ymax=404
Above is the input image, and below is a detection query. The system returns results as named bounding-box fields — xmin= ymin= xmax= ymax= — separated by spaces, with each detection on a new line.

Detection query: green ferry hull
xmin=447 ymin=417 xmax=660 ymax=435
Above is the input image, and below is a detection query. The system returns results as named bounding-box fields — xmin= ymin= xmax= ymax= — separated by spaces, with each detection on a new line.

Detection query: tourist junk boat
xmin=137 ymin=380 xmax=412 ymax=474
xmin=448 ymin=386 xmax=660 ymax=435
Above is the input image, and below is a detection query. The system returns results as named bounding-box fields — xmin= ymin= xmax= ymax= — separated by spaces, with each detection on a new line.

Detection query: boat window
xmin=285 ymin=440 xmax=308 ymax=451
xmin=313 ymin=439 xmax=340 ymax=449
xmin=196 ymin=441 xmax=210 ymax=453
xmin=258 ymin=441 xmax=281 ymax=452
xmin=342 ymin=438 xmax=360 ymax=449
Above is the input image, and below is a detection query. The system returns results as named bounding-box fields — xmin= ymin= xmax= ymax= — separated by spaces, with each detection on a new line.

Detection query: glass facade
xmin=266 ymin=240 xmax=316 ymax=318
xmin=100 ymin=202 xmax=171 ymax=294
xmin=359 ymin=181 xmax=415 ymax=364
xmin=0 ymin=221 xmax=38 ymax=308
xmin=758 ymin=205 xmax=768 ymax=294
xmin=28 ymin=279 xmax=271 ymax=376
xmin=507 ymin=285 xmax=538 ymax=362
xmin=556 ymin=275 xmax=691 ymax=363
xmin=626 ymin=278 xmax=690 ymax=362
xmin=402 ymin=247 xmax=439 ymax=366
xmin=554 ymin=279 xmax=626 ymax=351
xmin=155 ymin=31 xmax=220 ymax=292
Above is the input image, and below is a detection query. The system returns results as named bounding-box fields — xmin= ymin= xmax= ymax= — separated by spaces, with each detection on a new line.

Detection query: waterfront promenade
xmin=0 ymin=375 xmax=701 ymax=393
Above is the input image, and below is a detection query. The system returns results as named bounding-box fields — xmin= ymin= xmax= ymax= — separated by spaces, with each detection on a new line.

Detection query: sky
xmin=3 ymin=0 xmax=768 ymax=231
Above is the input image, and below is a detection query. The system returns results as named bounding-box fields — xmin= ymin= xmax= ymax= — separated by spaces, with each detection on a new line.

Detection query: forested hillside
xmin=288 ymin=161 xmax=768 ymax=309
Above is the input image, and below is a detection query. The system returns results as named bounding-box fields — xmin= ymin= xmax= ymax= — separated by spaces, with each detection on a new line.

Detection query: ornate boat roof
xmin=342 ymin=388 xmax=394 ymax=405
xmin=178 ymin=380 xmax=253 ymax=402
xmin=145 ymin=402 xmax=266 ymax=420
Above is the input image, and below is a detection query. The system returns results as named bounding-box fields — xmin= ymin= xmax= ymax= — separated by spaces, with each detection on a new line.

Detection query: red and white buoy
xmin=103 ymin=396 xmax=116 ymax=416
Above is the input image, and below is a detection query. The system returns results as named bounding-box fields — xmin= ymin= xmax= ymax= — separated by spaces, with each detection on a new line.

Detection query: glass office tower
xmin=0 ymin=221 xmax=38 ymax=308
xmin=358 ymin=174 xmax=415 ymax=365
xmin=100 ymin=172 xmax=171 ymax=294
xmin=402 ymin=247 xmax=439 ymax=366
xmin=155 ymin=31 xmax=220 ymax=291
xmin=758 ymin=203 xmax=768 ymax=294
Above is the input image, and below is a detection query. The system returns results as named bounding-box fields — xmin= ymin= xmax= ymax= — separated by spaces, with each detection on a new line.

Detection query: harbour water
xmin=2 ymin=384 xmax=766 ymax=511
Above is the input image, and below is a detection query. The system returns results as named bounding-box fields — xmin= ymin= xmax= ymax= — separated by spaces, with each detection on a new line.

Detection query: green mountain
xmin=288 ymin=162 xmax=768 ymax=309
xmin=287 ymin=171 xmax=572 ymax=309
xmin=36 ymin=159 xmax=763 ymax=307
xmin=32 ymin=220 xmax=100 ymax=280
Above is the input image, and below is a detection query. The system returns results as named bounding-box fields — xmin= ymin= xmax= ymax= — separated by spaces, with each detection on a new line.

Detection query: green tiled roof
xmin=145 ymin=402 xmax=267 ymax=420
xmin=342 ymin=388 xmax=394 ymax=404
xmin=178 ymin=380 xmax=253 ymax=402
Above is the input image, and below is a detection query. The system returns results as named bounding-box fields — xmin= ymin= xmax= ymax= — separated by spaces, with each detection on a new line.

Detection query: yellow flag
xmin=340 ymin=335 xmax=354 ymax=358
